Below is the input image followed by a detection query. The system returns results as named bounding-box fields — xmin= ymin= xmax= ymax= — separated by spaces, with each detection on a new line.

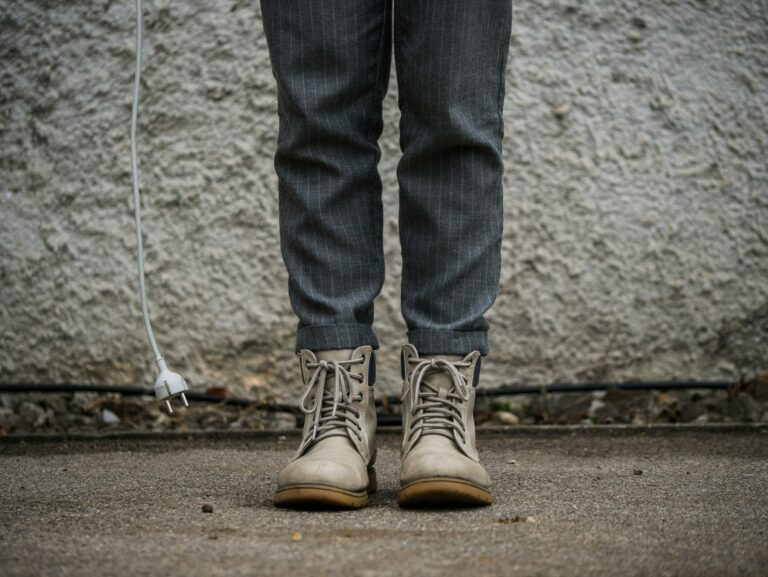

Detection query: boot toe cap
xmin=278 ymin=454 xmax=368 ymax=493
xmin=400 ymin=448 xmax=491 ymax=489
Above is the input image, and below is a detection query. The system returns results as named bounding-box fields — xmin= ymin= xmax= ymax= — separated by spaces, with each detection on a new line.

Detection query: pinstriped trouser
xmin=260 ymin=0 xmax=513 ymax=356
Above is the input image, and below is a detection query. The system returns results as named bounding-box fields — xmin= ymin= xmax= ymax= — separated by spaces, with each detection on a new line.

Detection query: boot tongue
xmin=314 ymin=348 xmax=356 ymax=362
xmin=419 ymin=353 xmax=466 ymax=393
xmin=415 ymin=353 xmax=471 ymax=437
xmin=312 ymin=349 xmax=356 ymax=393
xmin=302 ymin=349 xmax=361 ymax=457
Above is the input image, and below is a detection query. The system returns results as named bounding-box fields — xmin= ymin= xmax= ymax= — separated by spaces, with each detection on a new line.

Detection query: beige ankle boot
xmin=273 ymin=346 xmax=377 ymax=509
xmin=398 ymin=344 xmax=492 ymax=506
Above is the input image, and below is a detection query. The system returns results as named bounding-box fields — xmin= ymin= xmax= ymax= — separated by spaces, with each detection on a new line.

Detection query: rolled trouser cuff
xmin=407 ymin=330 xmax=489 ymax=356
xmin=295 ymin=323 xmax=379 ymax=354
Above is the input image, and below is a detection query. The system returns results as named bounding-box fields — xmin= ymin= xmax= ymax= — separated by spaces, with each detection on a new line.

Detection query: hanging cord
xmin=130 ymin=0 xmax=189 ymax=412
xmin=130 ymin=0 xmax=161 ymax=364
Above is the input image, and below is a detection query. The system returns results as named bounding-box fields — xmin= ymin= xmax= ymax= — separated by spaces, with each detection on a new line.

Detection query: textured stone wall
xmin=1 ymin=0 xmax=766 ymax=401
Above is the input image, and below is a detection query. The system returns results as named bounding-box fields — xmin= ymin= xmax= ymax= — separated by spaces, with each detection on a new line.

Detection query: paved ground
xmin=1 ymin=425 xmax=767 ymax=577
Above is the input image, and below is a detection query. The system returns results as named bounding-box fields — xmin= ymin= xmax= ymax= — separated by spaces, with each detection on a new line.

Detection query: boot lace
xmin=403 ymin=356 xmax=473 ymax=452
xmin=295 ymin=355 xmax=365 ymax=457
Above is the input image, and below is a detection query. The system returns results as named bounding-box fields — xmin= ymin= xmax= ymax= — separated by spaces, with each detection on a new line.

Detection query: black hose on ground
xmin=0 ymin=379 xmax=731 ymax=410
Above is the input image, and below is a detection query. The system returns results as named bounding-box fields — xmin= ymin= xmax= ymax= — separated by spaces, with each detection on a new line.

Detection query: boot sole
xmin=273 ymin=468 xmax=377 ymax=509
xmin=398 ymin=477 xmax=493 ymax=507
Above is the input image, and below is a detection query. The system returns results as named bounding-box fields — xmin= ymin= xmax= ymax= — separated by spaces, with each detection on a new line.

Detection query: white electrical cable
xmin=130 ymin=0 xmax=189 ymax=413
xmin=130 ymin=0 xmax=161 ymax=363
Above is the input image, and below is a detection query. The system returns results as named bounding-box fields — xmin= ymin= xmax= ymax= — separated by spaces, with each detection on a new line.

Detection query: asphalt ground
xmin=1 ymin=425 xmax=766 ymax=577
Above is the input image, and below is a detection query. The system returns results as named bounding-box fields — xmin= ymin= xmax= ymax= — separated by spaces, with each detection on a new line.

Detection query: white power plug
xmin=131 ymin=0 xmax=190 ymax=414
xmin=154 ymin=359 xmax=189 ymax=414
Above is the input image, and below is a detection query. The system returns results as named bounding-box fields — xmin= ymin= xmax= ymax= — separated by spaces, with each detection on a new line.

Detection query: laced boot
xmin=398 ymin=343 xmax=492 ymax=507
xmin=273 ymin=346 xmax=377 ymax=509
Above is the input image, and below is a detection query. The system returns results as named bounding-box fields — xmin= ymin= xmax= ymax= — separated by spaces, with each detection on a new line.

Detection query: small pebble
xmin=633 ymin=469 xmax=643 ymax=476
xmin=291 ymin=531 xmax=303 ymax=541
xmin=101 ymin=408 xmax=120 ymax=425
xmin=202 ymin=503 xmax=214 ymax=513
xmin=494 ymin=411 xmax=519 ymax=426
xmin=507 ymin=459 xmax=517 ymax=465
xmin=498 ymin=516 xmax=537 ymax=524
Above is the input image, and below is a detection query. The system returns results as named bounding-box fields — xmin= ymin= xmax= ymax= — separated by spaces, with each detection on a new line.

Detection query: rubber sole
xmin=273 ymin=467 xmax=377 ymax=509
xmin=398 ymin=477 xmax=493 ymax=507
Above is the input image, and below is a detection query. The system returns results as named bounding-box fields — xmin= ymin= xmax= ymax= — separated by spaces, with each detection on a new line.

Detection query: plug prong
xmin=181 ymin=392 xmax=189 ymax=407
xmin=166 ymin=400 xmax=173 ymax=414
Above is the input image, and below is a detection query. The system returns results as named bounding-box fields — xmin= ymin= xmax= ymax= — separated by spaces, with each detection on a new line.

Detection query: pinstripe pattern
xmin=261 ymin=0 xmax=513 ymax=356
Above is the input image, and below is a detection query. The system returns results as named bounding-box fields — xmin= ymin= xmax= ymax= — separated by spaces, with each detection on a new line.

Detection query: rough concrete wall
xmin=1 ymin=0 xmax=766 ymax=400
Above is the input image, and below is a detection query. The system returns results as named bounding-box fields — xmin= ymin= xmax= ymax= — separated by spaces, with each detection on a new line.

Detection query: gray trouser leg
xmin=261 ymin=0 xmax=512 ymax=356
xmin=395 ymin=0 xmax=513 ymax=355
xmin=260 ymin=0 xmax=393 ymax=353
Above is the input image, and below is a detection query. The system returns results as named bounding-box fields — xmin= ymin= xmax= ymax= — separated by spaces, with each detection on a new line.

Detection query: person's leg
xmin=261 ymin=0 xmax=393 ymax=509
xmin=261 ymin=0 xmax=393 ymax=354
xmin=394 ymin=0 xmax=512 ymax=356
xmin=394 ymin=0 xmax=513 ymax=507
